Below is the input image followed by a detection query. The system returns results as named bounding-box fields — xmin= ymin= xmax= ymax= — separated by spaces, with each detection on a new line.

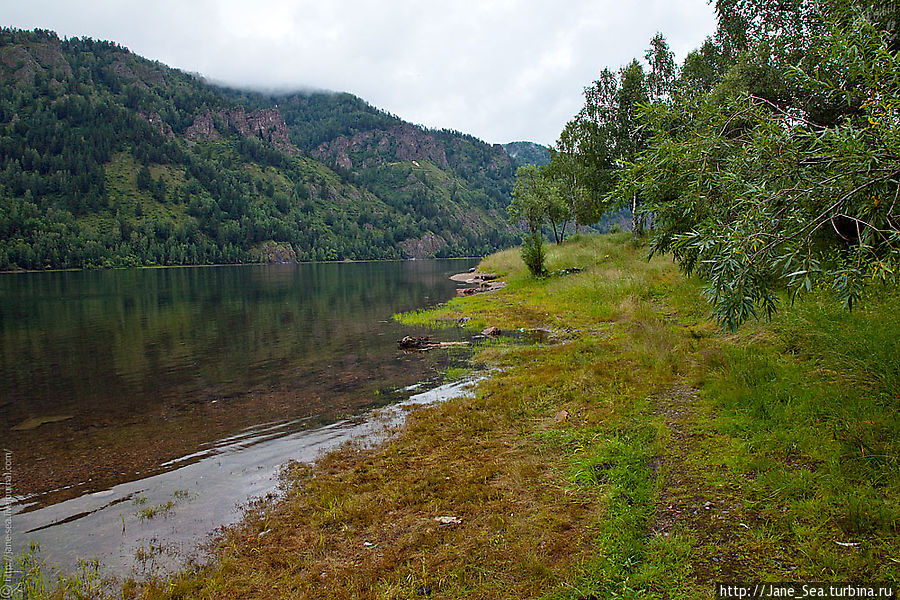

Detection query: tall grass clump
xmin=1 ymin=544 xmax=107 ymax=600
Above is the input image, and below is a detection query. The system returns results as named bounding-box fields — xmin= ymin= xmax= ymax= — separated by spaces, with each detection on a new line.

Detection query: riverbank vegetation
xmin=509 ymin=0 xmax=899 ymax=329
xmin=96 ymin=233 xmax=893 ymax=598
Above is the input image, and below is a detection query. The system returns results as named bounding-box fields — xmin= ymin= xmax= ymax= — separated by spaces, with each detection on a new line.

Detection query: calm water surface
xmin=0 ymin=259 xmax=478 ymax=576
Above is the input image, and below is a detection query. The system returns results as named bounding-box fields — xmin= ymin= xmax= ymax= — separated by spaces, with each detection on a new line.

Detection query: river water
xmin=0 ymin=259 xmax=478 ymax=578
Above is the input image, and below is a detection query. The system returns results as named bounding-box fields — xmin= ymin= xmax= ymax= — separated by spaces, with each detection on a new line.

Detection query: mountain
xmin=0 ymin=28 xmax=521 ymax=269
xmin=503 ymin=141 xmax=550 ymax=167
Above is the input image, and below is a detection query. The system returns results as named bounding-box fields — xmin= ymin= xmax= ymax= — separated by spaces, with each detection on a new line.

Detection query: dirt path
xmin=650 ymin=384 xmax=767 ymax=584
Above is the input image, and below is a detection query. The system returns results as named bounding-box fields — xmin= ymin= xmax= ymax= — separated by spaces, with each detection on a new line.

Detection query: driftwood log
xmin=397 ymin=336 xmax=470 ymax=351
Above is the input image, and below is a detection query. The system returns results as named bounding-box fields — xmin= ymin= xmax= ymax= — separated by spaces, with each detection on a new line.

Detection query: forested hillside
xmin=0 ymin=28 xmax=520 ymax=270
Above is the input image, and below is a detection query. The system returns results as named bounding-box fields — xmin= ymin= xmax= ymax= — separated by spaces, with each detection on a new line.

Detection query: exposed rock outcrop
xmin=185 ymin=108 xmax=300 ymax=156
xmin=313 ymin=123 xmax=449 ymax=170
xmin=139 ymin=112 xmax=175 ymax=139
xmin=399 ymin=233 xmax=448 ymax=259
xmin=0 ymin=39 xmax=72 ymax=83
xmin=110 ymin=58 xmax=166 ymax=88
xmin=450 ymin=271 xmax=506 ymax=295
xmin=249 ymin=241 xmax=297 ymax=264
xmin=184 ymin=111 xmax=221 ymax=141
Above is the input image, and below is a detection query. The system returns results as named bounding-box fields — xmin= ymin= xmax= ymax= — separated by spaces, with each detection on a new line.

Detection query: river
xmin=0 ymin=259 xmax=478 ymax=578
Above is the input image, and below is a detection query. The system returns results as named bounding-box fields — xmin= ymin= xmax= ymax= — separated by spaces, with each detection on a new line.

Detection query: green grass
xmin=136 ymin=500 xmax=177 ymax=522
xmin=1 ymin=544 xmax=107 ymax=600
xmin=134 ymin=490 xmax=193 ymax=521
xmin=440 ymin=366 xmax=472 ymax=381
xmin=690 ymin=288 xmax=900 ymax=581
xmin=391 ymin=232 xmax=899 ymax=597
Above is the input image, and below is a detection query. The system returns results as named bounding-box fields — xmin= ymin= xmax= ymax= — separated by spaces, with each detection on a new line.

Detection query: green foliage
xmin=545 ymin=126 xmax=592 ymax=230
xmin=678 ymin=38 xmax=730 ymax=97
xmin=511 ymin=165 xmax=572 ymax=243
xmin=555 ymin=69 xmax=620 ymax=227
xmin=508 ymin=164 xmax=578 ymax=275
xmin=645 ymin=32 xmax=677 ymax=102
xmin=520 ymin=230 xmax=547 ymax=277
xmin=620 ymin=0 xmax=900 ymax=329
xmin=539 ymin=2 xmax=898 ymax=328
xmin=548 ymin=36 xmax=674 ymax=235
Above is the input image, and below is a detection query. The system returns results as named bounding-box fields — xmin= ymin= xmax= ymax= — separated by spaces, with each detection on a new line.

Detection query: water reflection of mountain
xmin=0 ymin=259 xmax=475 ymax=503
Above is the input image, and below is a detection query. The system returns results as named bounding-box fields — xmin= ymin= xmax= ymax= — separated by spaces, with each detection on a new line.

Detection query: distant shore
xmin=0 ymin=255 xmax=485 ymax=275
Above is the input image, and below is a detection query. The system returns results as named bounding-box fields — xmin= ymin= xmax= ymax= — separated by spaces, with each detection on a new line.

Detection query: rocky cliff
xmin=398 ymin=233 xmax=449 ymax=259
xmin=185 ymin=107 xmax=300 ymax=155
xmin=312 ymin=123 xmax=449 ymax=170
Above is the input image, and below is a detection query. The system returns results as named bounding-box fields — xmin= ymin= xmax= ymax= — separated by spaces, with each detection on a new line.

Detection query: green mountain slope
xmin=0 ymin=28 xmax=521 ymax=269
xmin=503 ymin=141 xmax=550 ymax=166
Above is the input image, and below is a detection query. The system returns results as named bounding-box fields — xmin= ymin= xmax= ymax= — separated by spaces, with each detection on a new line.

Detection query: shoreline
xmin=8 ymin=376 xmax=484 ymax=582
xmin=0 ymin=255 xmax=485 ymax=275
xmin=14 ymin=233 xmax=899 ymax=598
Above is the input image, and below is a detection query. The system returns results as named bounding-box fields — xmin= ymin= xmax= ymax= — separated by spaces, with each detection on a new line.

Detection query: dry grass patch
xmin=141 ymin=367 xmax=609 ymax=599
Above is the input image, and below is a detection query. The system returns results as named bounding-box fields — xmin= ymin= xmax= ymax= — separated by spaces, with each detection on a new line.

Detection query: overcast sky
xmin=5 ymin=1 xmax=718 ymax=147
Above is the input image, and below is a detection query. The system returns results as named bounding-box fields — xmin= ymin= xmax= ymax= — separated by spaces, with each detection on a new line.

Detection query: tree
xmin=555 ymin=44 xmax=662 ymax=239
xmin=678 ymin=38 xmax=730 ymax=98
xmin=620 ymin=0 xmax=900 ymax=329
xmin=545 ymin=122 xmax=591 ymax=233
xmin=645 ymin=33 xmax=676 ymax=103
xmin=613 ymin=59 xmax=650 ymax=239
xmin=508 ymin=164 xmax=571 ymax=246
xmin=567 ymin=68 xmax=621 ymax=224
xmin=508 ymin=165 xmax=559 ymax=275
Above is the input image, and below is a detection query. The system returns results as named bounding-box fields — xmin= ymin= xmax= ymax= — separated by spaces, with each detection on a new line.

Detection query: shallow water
xmin=0 ymin=259 xmax=477 ymax=576
xmin=5 ymin=378 xmax=480 ymax=578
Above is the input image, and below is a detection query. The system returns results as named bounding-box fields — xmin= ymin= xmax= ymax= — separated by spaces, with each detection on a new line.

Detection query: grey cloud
xmin=5 ymin=0 xmax=717 ymax=145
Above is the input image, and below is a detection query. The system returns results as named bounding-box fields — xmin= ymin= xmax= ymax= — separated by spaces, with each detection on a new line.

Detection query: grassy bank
xmin=9 ymin=233 xmax=898 ymax=598
xmin=396 ymin=234 xmax=900 ymax=594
